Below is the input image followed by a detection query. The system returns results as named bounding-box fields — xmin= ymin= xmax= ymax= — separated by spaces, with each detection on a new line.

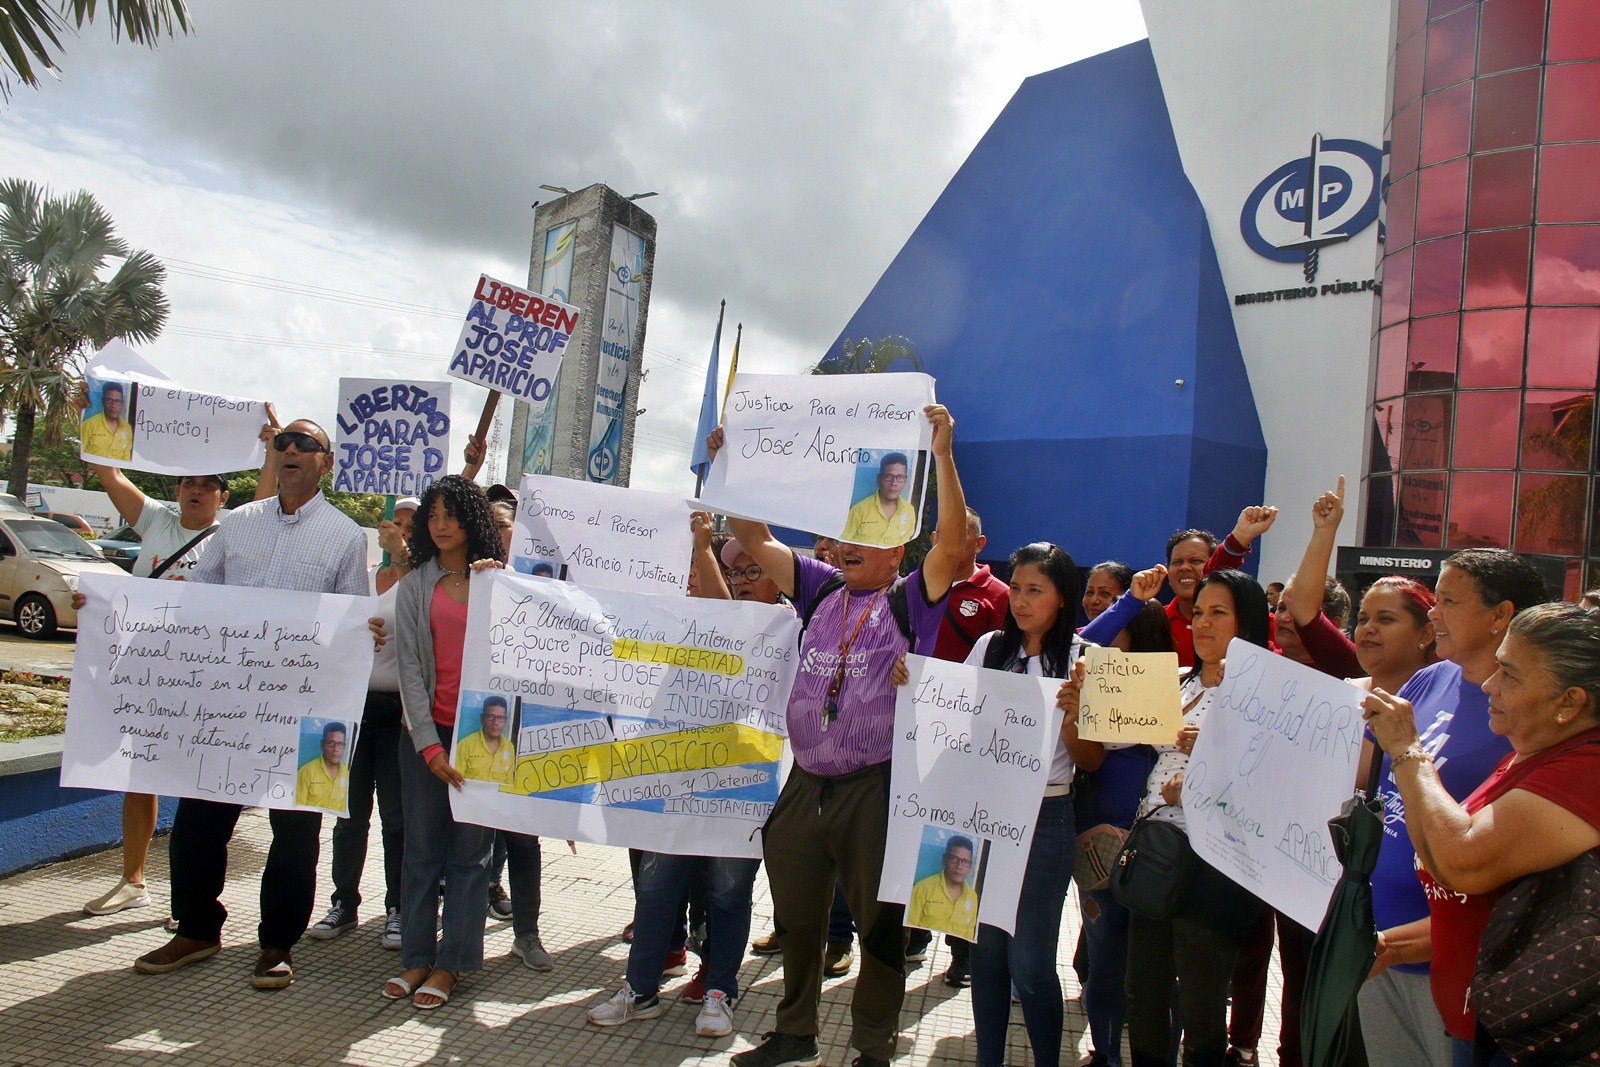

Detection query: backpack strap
xmin=798 ymin=572 xmax=917 ymax=651
xmin=148 ymin=524 xmax=218 ymax=580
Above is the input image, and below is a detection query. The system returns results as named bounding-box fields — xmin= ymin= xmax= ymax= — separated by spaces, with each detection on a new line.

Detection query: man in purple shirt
xmin=708 ymin=404 xmax=967 ymax=1067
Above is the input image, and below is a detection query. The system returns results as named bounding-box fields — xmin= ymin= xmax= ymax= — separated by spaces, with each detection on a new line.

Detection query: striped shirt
xmin=189 ymin=491 xmax=369 ymax=595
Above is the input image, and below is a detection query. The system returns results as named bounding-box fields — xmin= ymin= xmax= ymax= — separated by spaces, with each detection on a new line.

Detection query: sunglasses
xmin=273 ymin=431 xmax=327 ymax=454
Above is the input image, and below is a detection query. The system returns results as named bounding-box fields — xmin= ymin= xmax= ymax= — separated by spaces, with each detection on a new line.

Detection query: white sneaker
xmin=587 ymin=980 xmax=664 ymax=1026
xmin=695 ymin=989 xmax=734 ymax=1038
xmin=381 ymin=907 xmax=401 ymax=950
xmin=83 ymin=878 xmax=151 ymax=916
xmin=307 ymin=903 xmax=356 ymax=940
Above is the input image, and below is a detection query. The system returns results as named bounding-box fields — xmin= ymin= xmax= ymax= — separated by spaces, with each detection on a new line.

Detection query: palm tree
xmin=1 ymin=0 xmax=191 ymax=98
xmin=0 ymin=178 xmax=168 ymax=492
xmin=812 ymin=335 xmax=923 ymax=375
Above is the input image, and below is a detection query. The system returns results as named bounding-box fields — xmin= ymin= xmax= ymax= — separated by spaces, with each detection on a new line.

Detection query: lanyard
xmin=822 ymin=587 xmax=884 ymax=732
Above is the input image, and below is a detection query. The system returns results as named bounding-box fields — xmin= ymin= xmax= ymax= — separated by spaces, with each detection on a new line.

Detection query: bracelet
xmin=1392 ymin=744 xmax=1432 ymax=769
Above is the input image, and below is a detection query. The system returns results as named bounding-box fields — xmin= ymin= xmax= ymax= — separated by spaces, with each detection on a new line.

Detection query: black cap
xmin=485 ymin=483 xmax=517 ymax=504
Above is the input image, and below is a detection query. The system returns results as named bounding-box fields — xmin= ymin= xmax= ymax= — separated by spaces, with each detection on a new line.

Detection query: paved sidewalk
xmin=0 ymin=811 xmax=1283 ymax=1066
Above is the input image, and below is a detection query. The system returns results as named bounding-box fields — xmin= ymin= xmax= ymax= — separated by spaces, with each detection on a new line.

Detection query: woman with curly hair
xmin=384 ymin=475 xmax=505 ymax=1009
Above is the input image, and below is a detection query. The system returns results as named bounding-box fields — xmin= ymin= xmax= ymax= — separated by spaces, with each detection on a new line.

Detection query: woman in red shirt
xmin=1363 ymin=602 xmax=1600 ymax=1067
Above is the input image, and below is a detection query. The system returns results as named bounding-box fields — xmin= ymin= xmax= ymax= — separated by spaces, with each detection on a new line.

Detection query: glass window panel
xmin=1373 ymin=399 xmax=1405 ymax=474
xmin=1415 ymin=158 xmax=1469 ymax=240
xmin=1468 ymin=148 xmax=1535 ymax=229
xmin=1448 ymin=471 xmax=1517 ymax=547
xmin=1431 ymin=0 xmax=1475 ymax=16
xmin=1426 ymin=6 xmax=1480 ymax=91
xmin=1402 ymin=393 xmax=1454 ymax=471
xmin=1480 ymin=0 xmax=1549 ymax=74
xmin=1396 ymin=30 xmax=1428 ymax=111
xmin=1408 ymin=314 xmax=1462 ymax=390
xmin=1464 ymin=228 xmax=1532 ymax=309
xmin=1589 ymin=483 xmax=1600 ymax=557
xmin=1377 ymin=324 xmax=1410 ymax=400
xmin=1521 ymin=390 xmax=1595 ymax=470
xmin=1399 ymin=472 xmax=1449 ymax=547
xmin=1543 ymin=62 xmax=1600 ymax=142
xmin=1421 ymin=83 xmax=1474 ymax=165
xmin=1412 ymin=236 xmax=1466 ymax=316
xmin=1453 ymin=391 xmax=1522 ymax=468
xmin=1562 ymin=560 xmax=1583 ymax=602
xmin=1392 ymin=104 xmax=1424 ymax=184
xmin=1365 ymin=473 xmax=1398 ymax=545
xmin=1533 ymin=226 xmax=1600 ymax=304
xmin=1386 ymin=172 xmax=1419 ymax=251
xmin=1472 ymin=68 xmax=1542 ymax=151
xmin=1549 ymin=0 xmax=1600 ymax=61
xmin=1536 ymin=145 xmax=1600 ymax=225
xmin=1527 ymin=308 xmax=1600 ymax=388
xmin=1381 ymin=247 xmax=1415 ymax=327
xmin=1401 ymin=0 xmax=1429 ymax=38
xmin=1461 ymin=309 xmax=1528 ymax=387
xmin=1516 ymin=472 xmax=1590 ymax=554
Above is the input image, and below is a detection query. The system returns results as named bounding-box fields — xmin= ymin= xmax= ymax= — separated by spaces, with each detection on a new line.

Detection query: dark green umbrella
xmin=1302 ymin=756 xmax=1385 ymax=1067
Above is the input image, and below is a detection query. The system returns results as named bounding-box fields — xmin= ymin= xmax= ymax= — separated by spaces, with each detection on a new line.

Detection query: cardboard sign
xmin=81 ymin=341 xmax=267 ymax=477
xmin=879 ymin=655 xmax=1060 ymax=938
xmin=60 ymin=571 xmax=375 ymax=816
xmin=446 ymin=569 xmax=800 ymax=858
xmin=1181 ymin=638 xmax=1367 ymax=931
xmin=701 ymin=372 xmax=936 ymax=547
xmin=509 ymin=475 xmax=695 ymax=594
xmin=447 ymin=274 xmax=580 ymax=404
xmin=333 ymin=378 xmax=452 ymax=496
xmin=1077 ymin=648 xmax=1185 ymax=745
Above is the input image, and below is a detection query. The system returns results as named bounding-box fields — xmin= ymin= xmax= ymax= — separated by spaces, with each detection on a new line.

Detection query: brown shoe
xmin=824 ymin=939 xmax=853 ymax=977
xmin=250 ymin=949 xmax=294 ymax=989
xmin=134 ymin=935 xmax=221 ymax=974
xmin=750 ymin=930 xmax=782 ymax=956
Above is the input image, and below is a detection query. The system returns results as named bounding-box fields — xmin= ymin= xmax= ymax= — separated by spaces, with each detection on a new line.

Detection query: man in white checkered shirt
xmin=134 ymin=419 xmax=369 ymax=991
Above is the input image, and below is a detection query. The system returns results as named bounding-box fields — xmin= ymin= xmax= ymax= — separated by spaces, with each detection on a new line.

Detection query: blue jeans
xmin=1082 ymin=886 xmax=1132 ymax=1067
xmin=398 ymin=734 xmax=494 ymax=973
xmin=627 ymin=852 xmax=760 ymax=1000
xmin=972 ymin=792 xmax=1076 ymax=1067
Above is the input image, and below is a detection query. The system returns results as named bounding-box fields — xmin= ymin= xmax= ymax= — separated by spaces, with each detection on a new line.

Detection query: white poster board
xmin=701 ymin=372 xmax=936 ymax=547
xmin=447 ymin=569 xmax=800 ymax=858
xmin=60 ymin=572 xmax=375 ymax=815
xmin=81 ymin=341 xmax=267 ymax=476
xmin=333 ymin=378 xmax=452 ymax=496
xmin=1180 ymin=637 xmax=1367 ymax=931
xmin=880 ymin=654 xmax=1059 ymax=938
xmin=509 ymin=474 xmax=695 ymax=593
xmin=448 ymin=274 xmax=580 ymax=404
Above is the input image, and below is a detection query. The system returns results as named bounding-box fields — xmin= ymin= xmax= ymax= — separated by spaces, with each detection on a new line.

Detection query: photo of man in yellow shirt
xmin=905 ymin=834 xmax=981 ymax=942
xmin=455 ymin=695 xmax=515 ymax=784
xmin=295 ymin=721 xmax=351 ymax=812
xmin=81 ymin=380 xmax=134 ymax=461
xmin=840 ymin=451 xmax=918 ymax=547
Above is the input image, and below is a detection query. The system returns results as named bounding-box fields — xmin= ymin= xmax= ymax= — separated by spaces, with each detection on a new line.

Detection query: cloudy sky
xmin=2 ymin=1 xmax=1146 ymax=496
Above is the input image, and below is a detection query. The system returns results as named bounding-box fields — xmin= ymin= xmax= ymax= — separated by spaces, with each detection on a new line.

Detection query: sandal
xmin=383 ymin=967 xmax=431 ymax=1000
xmin=413 ymin=970 xmax=457 ymax=1010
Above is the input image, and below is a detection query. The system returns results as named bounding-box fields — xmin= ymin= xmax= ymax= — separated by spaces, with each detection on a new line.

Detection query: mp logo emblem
xmin=1239 ymin=135 xmax=1383 ymax=283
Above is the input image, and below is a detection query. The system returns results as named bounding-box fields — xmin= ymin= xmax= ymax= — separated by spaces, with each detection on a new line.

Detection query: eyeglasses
xmin=878 ymin=473 xmax=908 ymax=484
xmin=945 ymin=856 xmax=973 ymax=868
xmin=725 ymin=565 xmax=765 ymax=584
xmin=273 ymin=430 xmax=327 ymax=454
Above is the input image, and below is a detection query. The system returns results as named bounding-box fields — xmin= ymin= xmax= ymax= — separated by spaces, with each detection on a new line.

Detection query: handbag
xmin=1469 ymin=848 xmax=1600 ymax=1065
xmin=1075 ymin=823 xmax=1128 ymax=892
xmin=1109 ymin=806 xmax=1195 ymax=921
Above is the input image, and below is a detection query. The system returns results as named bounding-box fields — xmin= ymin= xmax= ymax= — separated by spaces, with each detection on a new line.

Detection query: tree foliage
xmin=811 ymin=334 xmax=923 ymax=376
xmin=0 ymin=0 xmax=191 ymax=98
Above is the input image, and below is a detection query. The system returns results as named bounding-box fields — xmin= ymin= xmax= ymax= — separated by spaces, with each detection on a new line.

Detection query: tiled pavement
xmin=0 ymin=811 xmax=1283 ymax=1066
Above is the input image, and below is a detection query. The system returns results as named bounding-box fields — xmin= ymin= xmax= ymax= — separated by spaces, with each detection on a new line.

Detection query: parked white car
xmin=0 ymin=515 xmax=125 ymax=639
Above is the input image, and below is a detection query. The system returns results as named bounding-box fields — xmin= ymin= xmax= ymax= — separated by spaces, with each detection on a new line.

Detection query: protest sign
xmin=1077 ymin=648 xmax=1184 ymax=745
xmin=60 ymin=571 xmax=375 ymax=816
xmin=509 ymin=475 xmax=694 ymax=593
xmin=333 ymin=378 xmax=452 ymax=496
xmin=1180 ymin=637 xmax=1367 ymax=931
xmin=447 ymin=569 xmax=800 ymax=858
xmin=879 ymin=654 xmax=1059 ymax=938
xmin=448 ymin=274 xmax=580 ymax=405
xmin=701 ymin=372 xmax=937 ymax=547
xmin=81 ymin=341 xmax=267 ymax=476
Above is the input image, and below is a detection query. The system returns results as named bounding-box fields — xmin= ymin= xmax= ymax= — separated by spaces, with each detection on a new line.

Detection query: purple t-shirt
xmin=1370 ymin=659 xmax=1510 ymax=973
xmin=787 ymin=553 xmax=946 ymax=776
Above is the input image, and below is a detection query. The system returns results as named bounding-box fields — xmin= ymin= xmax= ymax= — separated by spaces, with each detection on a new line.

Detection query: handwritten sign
xmin=509 ymin=474 xmax=694 ymax=593
xmin=1180 ymin=638 xmax=1367 ymax=931
xmin=333 ymin=378 xmax=452 ymax=496
xmin=448 ymin=274 xmax=580 ymax=404
xmin=879 ymin=655 xmax=1059 ymax=937
xmin=82 ymin=341 xmax=267 ymax=476
xmin=1077 ymin=648 xmax=1184 ymax=744
xmin=447 ymin=569 xmax=801 ymax=858
xmin=701 ymin=372 xmax=936 ymax=547
xmin=60 ymin=571 xmax=375 ymax=816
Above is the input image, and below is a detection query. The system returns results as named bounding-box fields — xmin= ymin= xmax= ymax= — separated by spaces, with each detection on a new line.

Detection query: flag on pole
xmin=720 ymin=323 xmax=742 ymax=420
xmin=689 ymin=301 xmax=726 ymax=483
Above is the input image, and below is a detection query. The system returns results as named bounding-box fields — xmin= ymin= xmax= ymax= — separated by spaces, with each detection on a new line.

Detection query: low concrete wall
xmin=0 ymin=735 xmax=176 ymax=877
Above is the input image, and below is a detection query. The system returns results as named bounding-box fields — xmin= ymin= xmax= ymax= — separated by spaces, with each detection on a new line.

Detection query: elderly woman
xmin=1364 ymin=602 xmax=1600 ymax=1067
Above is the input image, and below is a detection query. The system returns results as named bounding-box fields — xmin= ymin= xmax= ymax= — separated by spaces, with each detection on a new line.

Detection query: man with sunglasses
xmin=134 ymin=419 xmax=370 ymax=991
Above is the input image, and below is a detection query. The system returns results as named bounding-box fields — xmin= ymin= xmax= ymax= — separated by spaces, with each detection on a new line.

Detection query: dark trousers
xmin=766 ymin=763 xmax=904 ymax=1061
xmin=504 ymin=832 xmax=543 ymax=938
xmin=1228 ymin=908 xmax=1314 ymax=1066
xmin=329 ymin=692 xmax=405 ymax=912
xmin=170 ymin=798 xmax=321 ymax=951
